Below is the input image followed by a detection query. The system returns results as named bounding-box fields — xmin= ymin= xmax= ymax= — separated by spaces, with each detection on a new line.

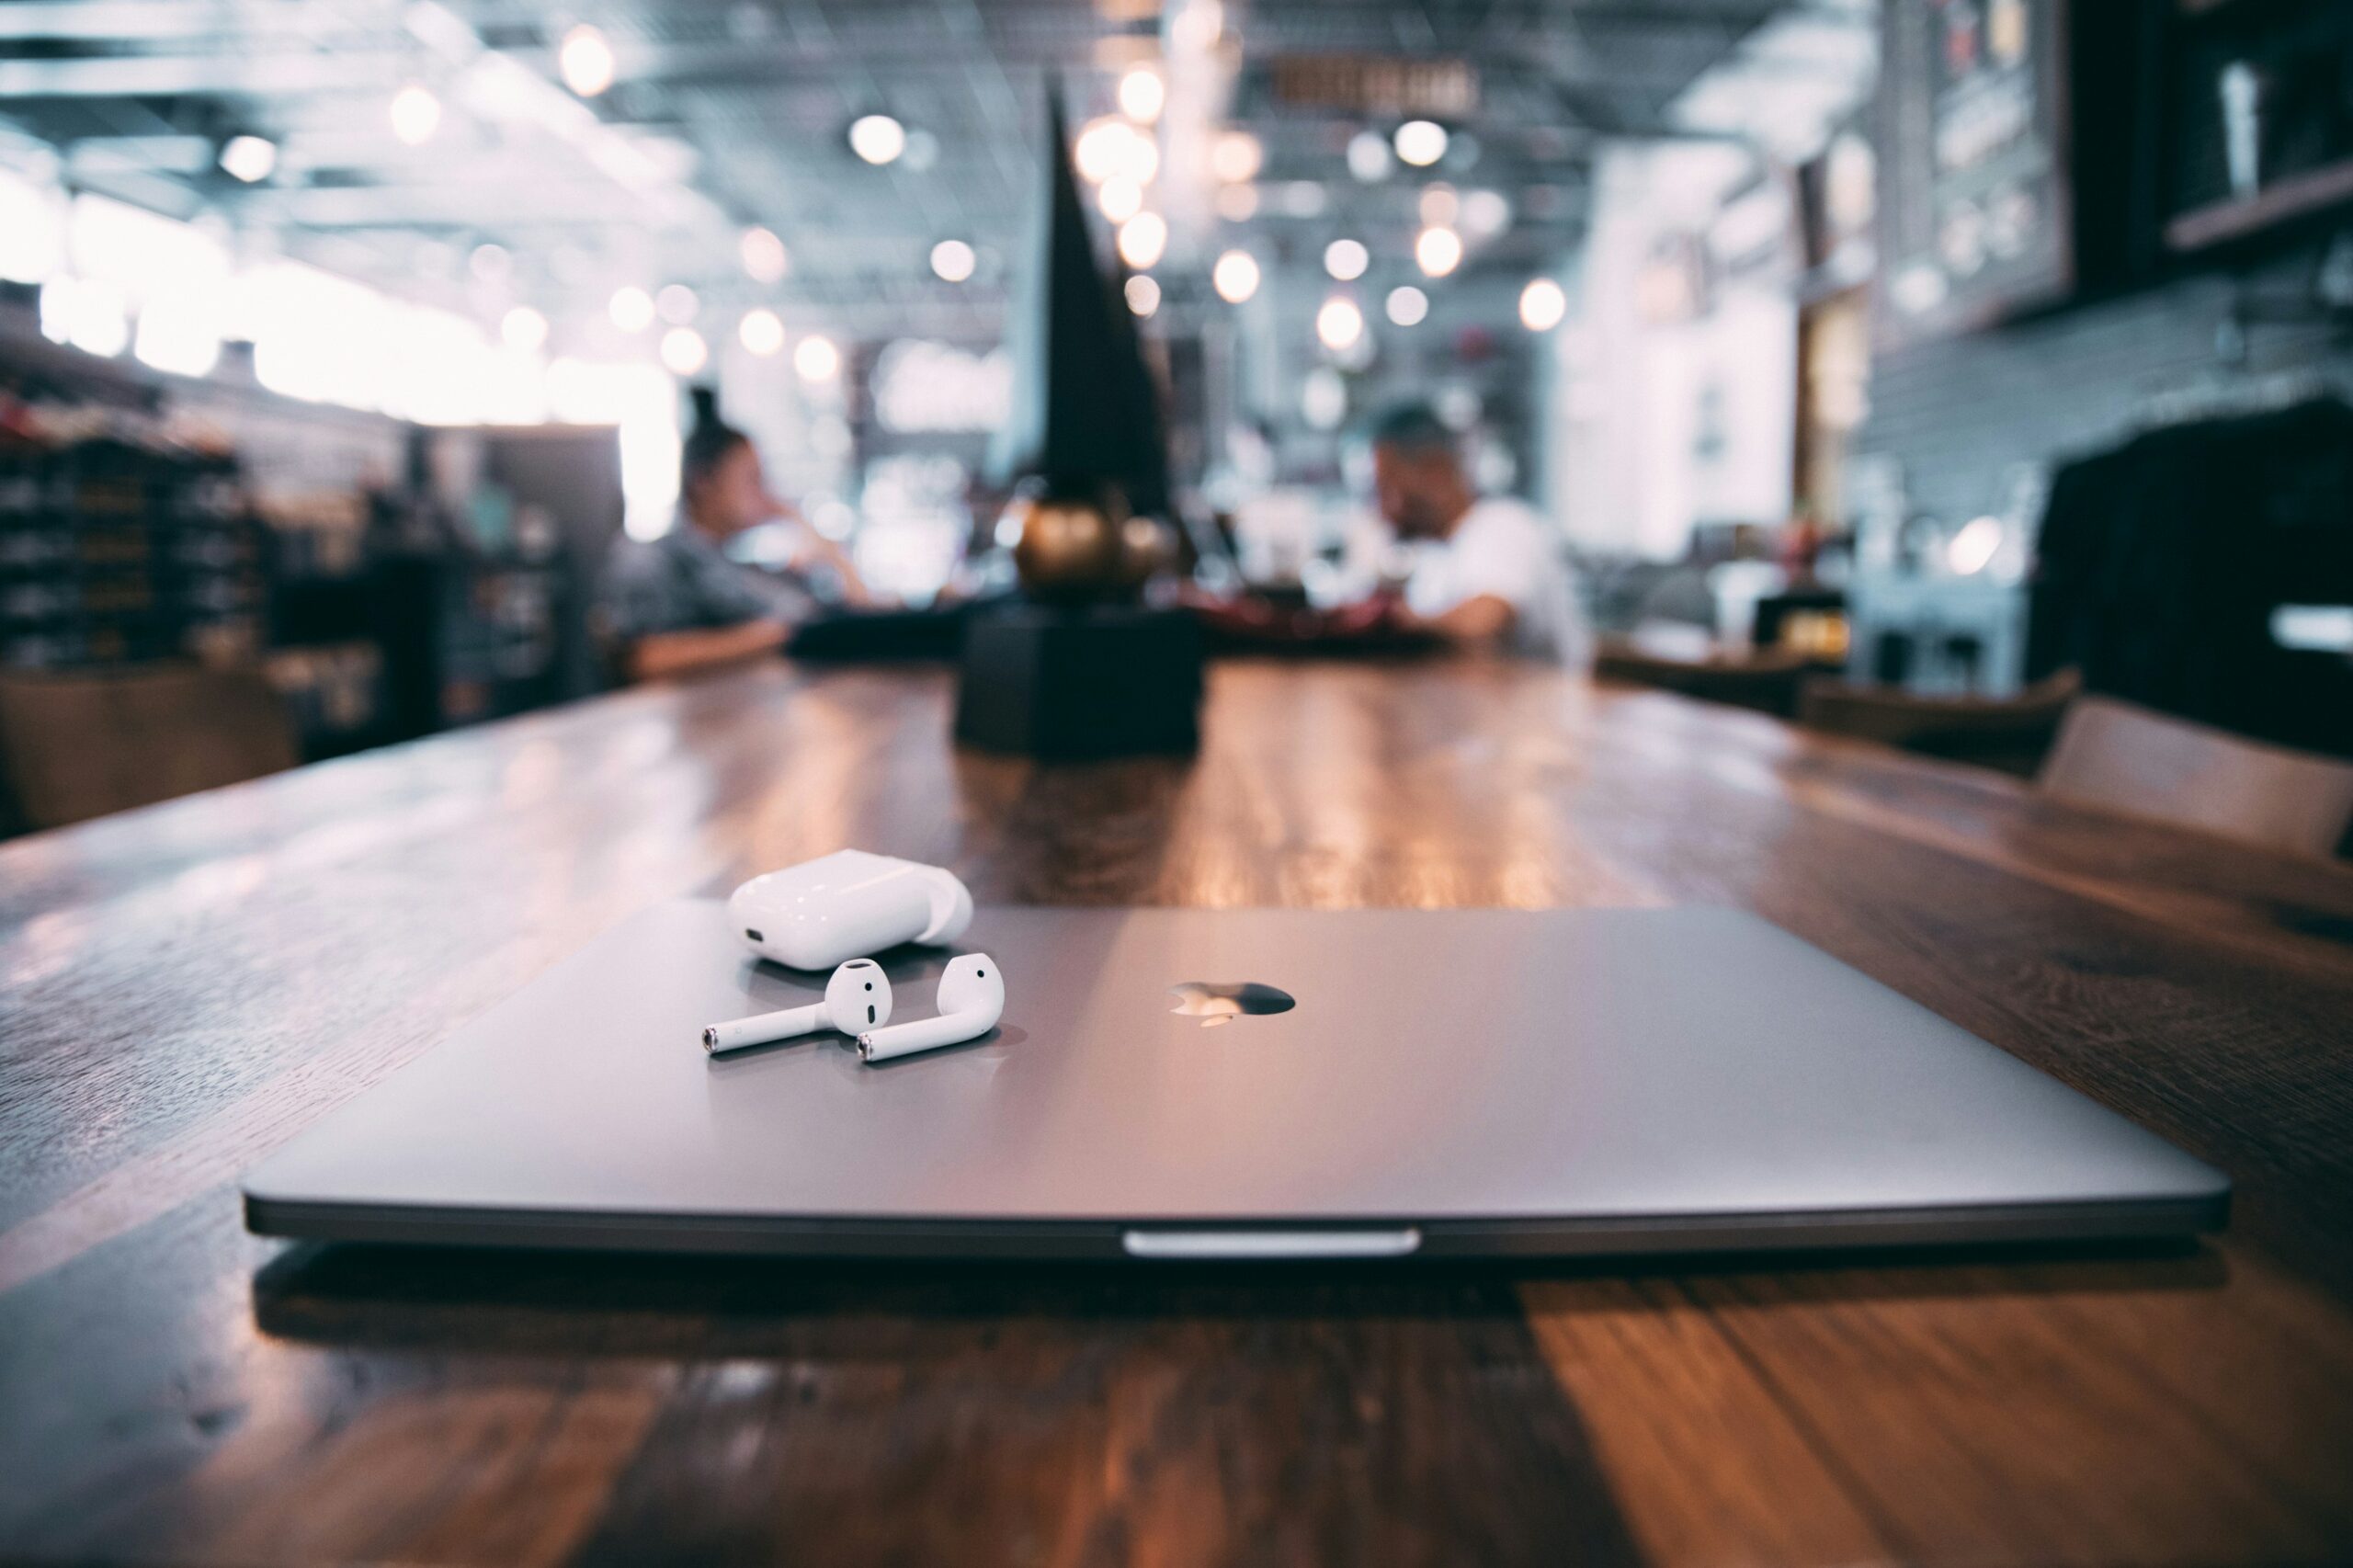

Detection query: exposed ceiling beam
xmin=59 ymin=131 xmax=213 ymax=174
xmin=0 ymin=51 xmax=404 ymax=98
xmin=0 ymin=1 xmax=349 ymax=41
xmin=0 ymin=44 xmax=1738 ymax=103
xmin=236 ymin=177 xmax=687 ymax=227
xmin=0 ymin=0 xmax=1758 ymax=310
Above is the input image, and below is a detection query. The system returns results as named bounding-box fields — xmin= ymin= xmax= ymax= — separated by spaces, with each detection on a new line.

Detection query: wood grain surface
xmin=3 ymin=657 xmax=2351 ymax=1566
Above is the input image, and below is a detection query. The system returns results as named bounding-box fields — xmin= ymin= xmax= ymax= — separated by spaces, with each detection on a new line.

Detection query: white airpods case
xmin=727 ymin=849 xmax=975 ymax=971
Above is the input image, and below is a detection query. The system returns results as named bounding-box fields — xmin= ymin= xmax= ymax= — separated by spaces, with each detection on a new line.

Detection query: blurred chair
xmin=0 ymin=664 xmax=298 ymax=835
xmin=1798 ymin=669 xmax=2081 ymax=778
xmin=1596 ymin=631 xmax=1818 ymax=719
xmin=2038 ymin=694 xmax=2353 ymax=858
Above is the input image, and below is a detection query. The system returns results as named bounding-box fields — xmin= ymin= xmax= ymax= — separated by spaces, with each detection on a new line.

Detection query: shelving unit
xmin=0 ymin=430 xmax=265 ymax=674
xmin=2166 ymin=155 xmax=2353 ymax=252
xmin=2164 ymin=0 xmax=2353 ymax=252
xmin=0 ymin=311 xmax=607 ymax=776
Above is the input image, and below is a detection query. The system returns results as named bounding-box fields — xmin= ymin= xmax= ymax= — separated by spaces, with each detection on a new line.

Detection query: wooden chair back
xmin=2039 ymin=694 xmax=2353 ymax=858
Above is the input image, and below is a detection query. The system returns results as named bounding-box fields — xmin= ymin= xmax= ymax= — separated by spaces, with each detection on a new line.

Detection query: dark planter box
xmin=953 ymin=603 xmax=1201 ymax=758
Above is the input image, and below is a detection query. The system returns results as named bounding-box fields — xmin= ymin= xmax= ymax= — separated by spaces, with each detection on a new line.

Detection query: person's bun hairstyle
xmin=681 ymin=383 xmax=750 ymax=493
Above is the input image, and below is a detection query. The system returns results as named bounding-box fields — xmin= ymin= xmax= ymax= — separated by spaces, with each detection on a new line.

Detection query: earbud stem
xmin=857 ymin=1011 xmax=994 ymax=1062
xmin=702 ymin=1002 xmax=822 ymax=1055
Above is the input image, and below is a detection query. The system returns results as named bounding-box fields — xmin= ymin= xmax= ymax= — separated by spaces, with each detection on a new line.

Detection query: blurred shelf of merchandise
xmin=0 ymin=308 xmax=620 ymax=834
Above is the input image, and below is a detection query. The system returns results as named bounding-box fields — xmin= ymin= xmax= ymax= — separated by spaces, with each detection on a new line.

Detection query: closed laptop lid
xmin=244 ymin=902 xmax=2227 ymax=1259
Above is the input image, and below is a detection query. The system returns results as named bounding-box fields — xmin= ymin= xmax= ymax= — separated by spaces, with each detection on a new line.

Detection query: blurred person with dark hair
xmin=597 ymin=388 xmax=872 ymax=681
xmin=1351 ymin=403 xmax=1587 ymax=664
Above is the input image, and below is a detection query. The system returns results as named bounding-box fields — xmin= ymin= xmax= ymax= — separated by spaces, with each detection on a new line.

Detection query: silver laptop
xmin=244 ymin=902 xmax=2227 ymax=1260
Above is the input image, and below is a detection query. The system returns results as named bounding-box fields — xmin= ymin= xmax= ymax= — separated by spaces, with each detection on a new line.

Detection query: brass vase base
xmin=1006 ymin=494 xmax=1179 ymax=605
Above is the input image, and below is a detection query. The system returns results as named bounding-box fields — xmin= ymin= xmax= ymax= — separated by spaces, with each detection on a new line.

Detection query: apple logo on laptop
xmin=1169 ymin=982 xmax=1296 ymax=1028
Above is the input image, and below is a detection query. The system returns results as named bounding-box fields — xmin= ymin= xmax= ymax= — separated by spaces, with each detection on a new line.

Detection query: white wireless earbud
xmin=856 ymin=954 xmax=1004 ymax=1062
xmin=703 ymin=959 xmax=892 ymax=1055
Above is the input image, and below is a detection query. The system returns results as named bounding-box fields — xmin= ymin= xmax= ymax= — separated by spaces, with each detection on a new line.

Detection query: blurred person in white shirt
xmin=1347 ymin=403 xmax=1589 ymax=665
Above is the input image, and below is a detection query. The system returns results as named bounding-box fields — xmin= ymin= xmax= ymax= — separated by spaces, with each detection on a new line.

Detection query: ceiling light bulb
xmin=1415 ymin=225 xmax=1462 ymax=277
xmin=1518 ymin=277 xmax=1567 ymax=331
xmin=1211 ymin=130 xmax=1262 ymax=183
xmin=1386 ymin=285 xmax=1428 ymax=326
xmin=930 ymin=238 xmax=976 ymax=282
xmin=1347 ymin=130 xmax=1392 ymax=183
xmin=608 ymin=286 xmax=654 ymax=332
xmin=1074 ymin=117 xmax=1131 ymax=184
xmin=390 ymin=85 xmax=442 ymax=146
xmin=794 ymin=333 xmax=841 ymax=381
xmin=1214 ymin=184 xmax=1259 ymax=222
xmin=1097 ymin=175 xmax=1144 ymax=223
xmin=1393 ymin=119 xmax=1448 ymax=167
xmin=660 ymin=327 xmax=708 ymax=376
xmin=1324 ymin=238 xmax=1369 ymax=281
xmin=1122 ymin=131 xmax=1159 ymax=185
xmin=655 ymin=283 xmax=698 ymax=324
xmin=218 ymin=134 xmax=277 ymax=184
xmin=558 ymin=24 xmax=615 ymax=97
xmin=469 ymin=243 xmax=510 ymax=282
xmin=1076 ymin=118 xmax=1156 ymax=185
xmin=501 ymin=306 xmax=549 ymax=351
xmin=1461 ymin=187 xmax=1511 ymax=240
xmin=740 ymin=225 xmax=788 ymax=282
xmin=848 ymin=113 xmax=907 ymax=165
xmin=1117 ymin=210 xmax=1167 ymax=270
xmin=1211 ymin=248 xmax=1260 ymax=303
xmin=738 ymin=308 xmax=785 ymax=357
xmin=1315 ymin=295 xmax=1364 ymax=352
xmin=1119 ymin=66 xmax=1166 ymax=124
xmin=1125 ymin=274 xmax=1160 ymax=317
xmin=1418 ymin=184 xmax=1460 ymax=227
xmin=1168 ymin=0 xmax=1222 ymax=51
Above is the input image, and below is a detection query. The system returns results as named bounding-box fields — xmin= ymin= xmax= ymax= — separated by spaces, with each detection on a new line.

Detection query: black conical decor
xmin=959 ymin=84 xmax=1199 ymax=758
xmin=989 ymin=86 xmax=1169 ymax=517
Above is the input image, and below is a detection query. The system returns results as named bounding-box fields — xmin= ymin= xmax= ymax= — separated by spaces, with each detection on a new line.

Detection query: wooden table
xmin=5 ymin=659 xmax=2351 ymax=1566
